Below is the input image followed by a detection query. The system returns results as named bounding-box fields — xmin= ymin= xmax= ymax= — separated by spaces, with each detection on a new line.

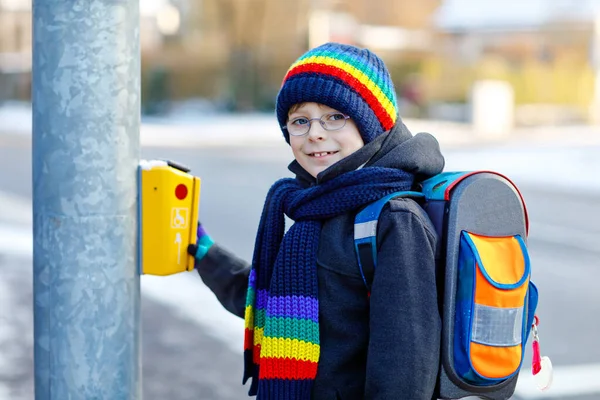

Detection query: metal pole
xmin=32 ymin=0 xmax=141 ymax=398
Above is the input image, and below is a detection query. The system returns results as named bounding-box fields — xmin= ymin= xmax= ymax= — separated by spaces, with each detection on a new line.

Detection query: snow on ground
xmin=3 ymin=102 xmax=598 ymax=193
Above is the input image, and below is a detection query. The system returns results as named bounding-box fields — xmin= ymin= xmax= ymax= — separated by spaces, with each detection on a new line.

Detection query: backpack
xmin=353 ymin=171 xmax=539 ymax=400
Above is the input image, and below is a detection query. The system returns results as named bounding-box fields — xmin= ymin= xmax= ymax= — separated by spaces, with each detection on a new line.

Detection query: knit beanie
xmin=276 ymin=42 xmax=399 ymax=144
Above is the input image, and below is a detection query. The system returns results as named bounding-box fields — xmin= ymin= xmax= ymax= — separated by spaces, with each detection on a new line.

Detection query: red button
xmin=175 ymin=184 xmax=188 ymax=200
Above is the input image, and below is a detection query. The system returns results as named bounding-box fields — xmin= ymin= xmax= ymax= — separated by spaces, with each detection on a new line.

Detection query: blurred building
xmin=430 ymin=0 xmax=600 ymax=124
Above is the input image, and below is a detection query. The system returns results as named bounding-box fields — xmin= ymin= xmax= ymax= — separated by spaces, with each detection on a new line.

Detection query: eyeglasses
xmin=283 ymin=112 xmax=351 ymax=137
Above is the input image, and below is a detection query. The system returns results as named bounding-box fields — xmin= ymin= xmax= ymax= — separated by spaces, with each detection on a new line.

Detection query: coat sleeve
xmin=194 ymin=243 xmax=251 ymax=319
xmin=364 ymin=198 xmax=441 ymax=400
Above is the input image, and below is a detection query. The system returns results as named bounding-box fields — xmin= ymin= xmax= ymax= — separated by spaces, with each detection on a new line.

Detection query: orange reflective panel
xmin=470 ymin=342 xmax=521 ymax=379
xmin=474 ymin=266 xmax=528 ymax=308
xmin=467 ymin=233 xmax=526 ymax=285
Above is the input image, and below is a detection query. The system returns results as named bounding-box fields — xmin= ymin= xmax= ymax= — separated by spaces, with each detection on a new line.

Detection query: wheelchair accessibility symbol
xmin=171 ymin=207 xmax=189 ymax=229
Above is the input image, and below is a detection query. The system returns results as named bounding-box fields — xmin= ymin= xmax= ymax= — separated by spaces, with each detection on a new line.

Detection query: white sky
xmin=435 ymin=0 xmax=600 ymax=29
xmin=140 ymin=0 xmax=169 ymax=17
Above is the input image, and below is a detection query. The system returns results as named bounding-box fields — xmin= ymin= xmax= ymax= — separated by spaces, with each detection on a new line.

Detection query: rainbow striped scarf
xmin=243 ymin=167 xmax=414 ymax=399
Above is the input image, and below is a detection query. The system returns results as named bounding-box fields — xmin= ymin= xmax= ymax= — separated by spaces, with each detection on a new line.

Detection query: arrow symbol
xmin=175 ymin=233 xmax=182 ymax=264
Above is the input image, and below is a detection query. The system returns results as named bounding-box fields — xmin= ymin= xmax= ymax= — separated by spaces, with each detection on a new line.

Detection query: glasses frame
xmin=283 ymin=112 xmax=351 ymax=137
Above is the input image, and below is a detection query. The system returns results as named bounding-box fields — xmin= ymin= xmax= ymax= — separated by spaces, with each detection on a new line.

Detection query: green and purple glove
xmin=187 ymin=222 xmax=214 ymax=262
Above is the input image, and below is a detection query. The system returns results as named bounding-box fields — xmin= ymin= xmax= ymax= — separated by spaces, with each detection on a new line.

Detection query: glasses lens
xmin=287 ymin=117 xmax=310 ymax=136
xmin=322 ymin=113 xmax=347 ymax=131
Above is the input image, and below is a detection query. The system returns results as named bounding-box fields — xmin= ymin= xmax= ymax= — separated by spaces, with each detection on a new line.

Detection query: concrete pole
xmin=32 ymin=0 xmax=141 ymax=398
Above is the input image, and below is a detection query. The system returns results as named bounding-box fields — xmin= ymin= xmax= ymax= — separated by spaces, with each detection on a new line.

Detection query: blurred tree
xmin=142 ymin=0 xmax=443 ymax=111
xmin=213 ymin=0 xmax=269 ymax=111
xmin=353 ymin=0 xmax=441 ymax=29
xmin=143 ymin=66 xmax=171 ymax=115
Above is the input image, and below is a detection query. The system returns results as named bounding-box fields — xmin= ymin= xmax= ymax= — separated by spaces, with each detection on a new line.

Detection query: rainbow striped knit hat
xmin=276 ymin=42 xmax=399 ymax=144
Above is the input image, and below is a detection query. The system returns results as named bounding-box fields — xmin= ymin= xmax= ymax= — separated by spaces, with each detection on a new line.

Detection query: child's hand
xmin=187 ymin=222 xmax=214 ymax=262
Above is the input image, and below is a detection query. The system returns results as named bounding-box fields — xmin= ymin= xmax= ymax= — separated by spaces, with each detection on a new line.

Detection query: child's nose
xmin=307 ymin=121 xmax=327 ymax=141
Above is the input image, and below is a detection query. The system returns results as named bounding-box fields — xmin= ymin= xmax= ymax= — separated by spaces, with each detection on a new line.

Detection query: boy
xmin=188 ymin=42 xmax=445 ymax=400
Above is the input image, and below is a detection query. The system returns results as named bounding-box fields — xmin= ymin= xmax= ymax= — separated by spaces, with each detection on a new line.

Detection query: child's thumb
xmin=187 ymin=244 xmax=198 ymax=257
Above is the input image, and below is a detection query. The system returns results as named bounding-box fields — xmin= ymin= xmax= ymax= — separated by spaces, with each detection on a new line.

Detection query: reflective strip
xmin=354 ymin=221 xmax=377 ymax=240
xmin=472 ymin=304 xmax=523 ymax=346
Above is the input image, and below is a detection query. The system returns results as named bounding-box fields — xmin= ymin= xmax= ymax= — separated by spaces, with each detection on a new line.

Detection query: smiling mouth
xmin=308 ymin=151 xmax=339 ymax=158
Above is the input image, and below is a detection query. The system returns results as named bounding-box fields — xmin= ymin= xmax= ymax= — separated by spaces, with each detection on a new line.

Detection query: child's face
xmin=288 ymin=102 xmax=364 ymax=178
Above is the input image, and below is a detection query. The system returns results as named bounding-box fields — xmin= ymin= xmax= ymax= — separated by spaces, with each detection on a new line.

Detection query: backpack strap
xmin=354 ymin=191 xmax=424 ymax=293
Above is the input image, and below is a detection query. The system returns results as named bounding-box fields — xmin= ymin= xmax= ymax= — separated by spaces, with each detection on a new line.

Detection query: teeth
xmin=312 ymin=152 xmax=332 ymax=157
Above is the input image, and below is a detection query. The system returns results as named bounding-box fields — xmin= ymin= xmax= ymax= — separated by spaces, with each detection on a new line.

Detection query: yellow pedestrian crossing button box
xmin=138 ymin=159 xmax=201 ymax=275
